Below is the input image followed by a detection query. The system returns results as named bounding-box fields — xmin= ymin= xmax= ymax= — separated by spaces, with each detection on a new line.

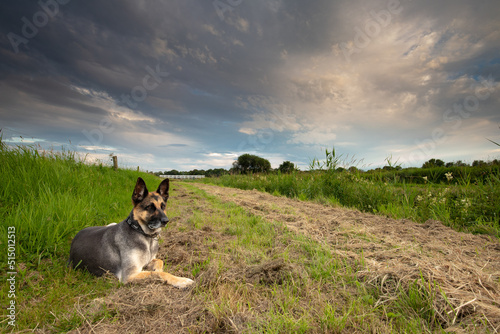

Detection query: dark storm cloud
xmin=1 ymin=0 xmax=341 ymax=109
xmin=1 ymin=0 xmax=499 ymax=170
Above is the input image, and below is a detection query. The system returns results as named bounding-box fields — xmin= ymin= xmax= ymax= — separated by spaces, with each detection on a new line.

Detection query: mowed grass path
xmin=196 ymin=169 xmax=500 ymax=238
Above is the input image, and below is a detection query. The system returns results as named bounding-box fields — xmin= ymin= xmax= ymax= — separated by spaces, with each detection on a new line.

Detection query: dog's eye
xmin=161 ymin=203 xmax=165 ymax=210
xmin=147 ymin=204 xmax=156 ymax=212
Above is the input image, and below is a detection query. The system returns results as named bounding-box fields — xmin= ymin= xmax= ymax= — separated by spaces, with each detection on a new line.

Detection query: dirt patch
xmin=192 ymin=183 xmax=500 ymax=329
xmin=245 ymin=258 xmax=304 ymax=286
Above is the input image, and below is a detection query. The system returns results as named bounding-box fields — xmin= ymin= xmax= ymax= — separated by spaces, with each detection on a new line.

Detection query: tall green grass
xmin=0 ymin=140 xmax=160 ymax=330
xmin=198 ymin=170 xmax=500 ymax=237
xmin=0 ymin=140 xmax=160 ymax=263
xmin=365 ymin=165 xmax=500 ymax=184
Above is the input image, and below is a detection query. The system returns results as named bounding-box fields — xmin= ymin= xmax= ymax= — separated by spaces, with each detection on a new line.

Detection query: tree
xmin=422 ymin=158 xmax=445 ymax=169
xmin=188 ymin=169 xmax=205 ymax=175
xmin=232 ymin=154 xmax=271 ymax=174
xmin=383 ymin=165 xmax=402 ymax=171
xmin=472 ymin=160 xmax=486 ymax=167
xmin=278 ymin=161 xmax=296 ymax=174
xmin=348 ymin=166 xmax=360 ymax=173
xmin=454 ymin=160 xmax=469 ymax=167
xmin=205 ymin=168 xmax=228 ymax=177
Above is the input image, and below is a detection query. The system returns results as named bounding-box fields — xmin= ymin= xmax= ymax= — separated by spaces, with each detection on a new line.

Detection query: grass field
xmin=197 ymin=167 xmax=500 ymax=238
xmin=1 ymin=141 xmax=499 ymax=332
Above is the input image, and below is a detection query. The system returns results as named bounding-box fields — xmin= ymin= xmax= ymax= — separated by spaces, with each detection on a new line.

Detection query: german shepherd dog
xmin=69 ymin=177 xmax=194 ymax=288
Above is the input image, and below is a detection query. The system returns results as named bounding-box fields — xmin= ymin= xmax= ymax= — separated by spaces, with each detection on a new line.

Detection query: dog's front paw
xmin=172 ymin=277 xmax=194 ymax=289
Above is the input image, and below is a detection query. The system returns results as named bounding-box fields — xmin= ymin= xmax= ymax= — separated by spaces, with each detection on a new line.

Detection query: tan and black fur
xmin=69 ymin=177 xmax=194 ymax=288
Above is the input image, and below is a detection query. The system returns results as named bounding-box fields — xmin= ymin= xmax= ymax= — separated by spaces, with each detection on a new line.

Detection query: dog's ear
xmin=132 ymin=177 xmax=149 ymax=205
xmin=156 ymin=178 xmax=169 ymax=202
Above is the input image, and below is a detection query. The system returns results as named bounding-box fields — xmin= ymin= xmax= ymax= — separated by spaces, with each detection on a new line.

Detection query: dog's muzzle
xmin=148 ymin=216 xmax=169 ymax=230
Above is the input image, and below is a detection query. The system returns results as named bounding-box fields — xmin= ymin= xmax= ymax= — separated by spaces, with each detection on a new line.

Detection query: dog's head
xmin=131 ymin=177 xmax=170 ymax=233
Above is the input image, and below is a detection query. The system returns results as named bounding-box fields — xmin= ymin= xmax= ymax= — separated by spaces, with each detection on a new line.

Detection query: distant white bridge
xmin=159 ymin=175 xmax=205 ymax=179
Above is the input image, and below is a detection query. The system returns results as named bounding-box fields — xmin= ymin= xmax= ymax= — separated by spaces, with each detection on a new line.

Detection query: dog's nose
xmin=161 ymin=217 xmax=169 ymax=224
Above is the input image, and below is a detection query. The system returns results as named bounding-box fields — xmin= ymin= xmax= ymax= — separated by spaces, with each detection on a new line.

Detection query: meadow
xmin=1 ymin=140 xmax=499 ymax=333
xmin=197 ymin=165 xmax=500 ymax=238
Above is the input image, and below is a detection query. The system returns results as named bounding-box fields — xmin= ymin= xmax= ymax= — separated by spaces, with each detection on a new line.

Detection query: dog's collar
xmin=126 ymin=216 xmax=159 ymax=239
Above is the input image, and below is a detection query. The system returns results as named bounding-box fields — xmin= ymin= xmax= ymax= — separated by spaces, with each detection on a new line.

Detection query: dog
xmin=69 ymin=177 xmax=194 ymax=288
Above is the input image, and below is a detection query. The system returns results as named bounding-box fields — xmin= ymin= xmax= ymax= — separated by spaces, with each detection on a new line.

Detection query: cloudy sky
xmin=1 ymin=0 xmax=499 ymax=171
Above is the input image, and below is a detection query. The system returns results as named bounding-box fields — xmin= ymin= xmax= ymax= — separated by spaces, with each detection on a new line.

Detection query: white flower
xmin=445 ymin=172 xmax=453 ymax=181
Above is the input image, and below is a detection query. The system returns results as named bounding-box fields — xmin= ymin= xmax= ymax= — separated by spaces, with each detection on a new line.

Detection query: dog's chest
xmin=121 ymin=235 xmax=159 ymax=268
xmin=148 ymin=238 xmax=160 ymax=259
xmin=140 ymin=238 xmax=159 ymax=264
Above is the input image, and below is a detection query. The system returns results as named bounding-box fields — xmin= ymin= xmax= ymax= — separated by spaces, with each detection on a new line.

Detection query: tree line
xmin=154 ymin=154 xmax=297 ymax=177
xmin=154 ymin=153 xmax=500 ymax=177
